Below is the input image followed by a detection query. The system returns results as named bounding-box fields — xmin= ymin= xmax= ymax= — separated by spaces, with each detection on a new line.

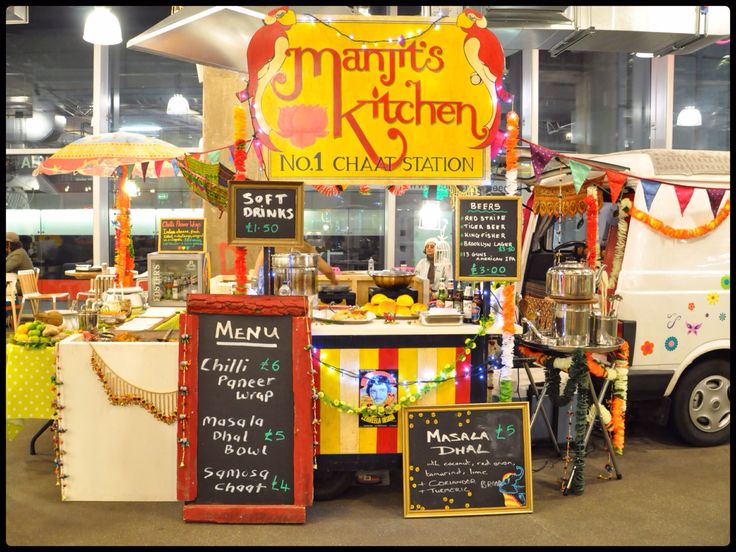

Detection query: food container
xmin=546 ymin=261 xmax=603 ymax=300
xmin=591 ymin=314 xmax=618 ymax=345
xmin=103 ymin=286 xmax=146 ymax=310
xmin=369 ymin=269 xmax=415 ymax=289
xmin=271 ymin=253 xmax=320 ymax=298
xmin=553 ymin=302 xmax=592 ymax=346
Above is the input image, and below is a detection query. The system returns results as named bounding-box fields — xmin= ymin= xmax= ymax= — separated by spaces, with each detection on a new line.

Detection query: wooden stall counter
xmin=55 ymin=334 xmax=178 ymax=501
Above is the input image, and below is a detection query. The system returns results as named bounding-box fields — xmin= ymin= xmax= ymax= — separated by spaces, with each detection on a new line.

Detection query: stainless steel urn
xmin=271 ymin=253 xmax=320 ymax=298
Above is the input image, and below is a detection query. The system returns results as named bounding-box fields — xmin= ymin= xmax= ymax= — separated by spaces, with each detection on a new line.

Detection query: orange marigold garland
xmin=498 ymin=283 xmax=516 ymax=402
xmin=233 ymin=105 xmax=248 ymax=179
xmin=114 ymin=166 xmax=135 ymax=287
xmin=233 ymin=246 xmax=248 ymax=295
xmin=505 ymin=111 xmax=519 ymax=171
xmin=630 ymin=199 xmax=730 ymax=239
xmin=583 ymin=189 xmax=598 ymax=269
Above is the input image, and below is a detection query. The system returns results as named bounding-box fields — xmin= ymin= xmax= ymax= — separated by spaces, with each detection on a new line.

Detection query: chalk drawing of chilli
xmin=499 ymin=465 xmax=526 ymax=507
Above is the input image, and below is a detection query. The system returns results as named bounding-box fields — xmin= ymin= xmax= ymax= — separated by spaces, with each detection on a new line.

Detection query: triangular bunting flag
xmin=171 ymin=159 xmax=180 ymax=177
xmin=154 ymin=160 xmax=164 ymax=178
xmin=127 ymin=164 xmax=135 ymax=178
xmin=529 ymin=142 xmax=557 ymax=182
xmin=640 ymin=179 xmax=661 ymax=211
xmin=208 ymin=150 xmax=221 ymax=164
xmin=706 ymin=188 xmax=727 ymax=218
xmin=568 ymin=159 xmax=592 ymax=193
xmin=228 ymin=145 xmax=236 ymax=163
xmin=606 ymin=171 xmax=627 ymax=204
xmin=673 ymin=185 xmax=695 ymax=216
xmin=140 ymin=162 xmax=149 ymax=183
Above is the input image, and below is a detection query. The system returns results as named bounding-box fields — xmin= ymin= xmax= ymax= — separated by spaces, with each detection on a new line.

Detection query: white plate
xmin=312 ymin=310 xmax=376 ymax=324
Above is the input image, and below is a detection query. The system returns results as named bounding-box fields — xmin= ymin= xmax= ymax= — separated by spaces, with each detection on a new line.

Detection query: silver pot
xmin=271 ymin=253 xmax=319 ymax=297
xmin=553 ymin=302 xmax=592 ymax=346
xmin=546 ymin=261 xmax=604 ymax=300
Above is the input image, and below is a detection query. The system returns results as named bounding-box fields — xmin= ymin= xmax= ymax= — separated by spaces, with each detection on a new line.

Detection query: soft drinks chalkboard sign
xmin=402 ymin=403 xmax=533 ymax=517
xmin=158 ymin=218 xmax=206 ymax=253
xmin=177 ymin=294 xmax=313 ymax=524
xmin=228 ymin=181 xmax=303 ymax=246
xmin=455 ymin=196 xmax=521 ymax=281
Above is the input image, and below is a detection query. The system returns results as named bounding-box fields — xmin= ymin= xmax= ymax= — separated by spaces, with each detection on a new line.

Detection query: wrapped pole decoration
xmin=498 ymin=283 xmax=516 ymax=402
xmin=233 ymin=105 xmax=248 ymax=179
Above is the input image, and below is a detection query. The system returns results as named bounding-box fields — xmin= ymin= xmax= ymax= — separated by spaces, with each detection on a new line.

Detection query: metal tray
xmin=520 ymin=336 xmax=624 ymax=354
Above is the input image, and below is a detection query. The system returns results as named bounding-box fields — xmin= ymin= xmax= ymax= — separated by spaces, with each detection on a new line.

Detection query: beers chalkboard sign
xmin=178 ymin=294 xmax=313 ymax=524
xmin=402 ymin=403 xmax=533 ymax=517
xmin=158 ymin=218 xmax=206 ymax=253
xmin=228 ymin=181 xmax=303 ymax=246
xmin=455 ymin=196 xmax=521 ymax=282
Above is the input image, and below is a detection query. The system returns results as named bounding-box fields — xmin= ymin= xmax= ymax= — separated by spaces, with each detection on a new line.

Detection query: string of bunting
xmin=51 ymin=357 xmax=68 ymax=499
xmin=523 ymin=138 xmax=731 ymax=221
xmin=310 ymin=318 xmax=493 ymax=416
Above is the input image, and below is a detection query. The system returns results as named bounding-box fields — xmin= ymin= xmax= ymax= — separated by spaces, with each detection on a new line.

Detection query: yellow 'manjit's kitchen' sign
xmin=250 ymin=14 xmax=502 ymax=182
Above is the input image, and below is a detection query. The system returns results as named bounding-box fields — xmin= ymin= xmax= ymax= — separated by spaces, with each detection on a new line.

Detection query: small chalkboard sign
xmin=402 ymin=403 xmax=533 ymax=517
xmin=455 ymin=196 xmax=521 ymax=282
xmin=178 ymin=295 xmax=312 ymax=524
xmin=228 ymin=181 xmax=303 ymax=246
xmin=158 ymin=218 xmax=206 ymax=253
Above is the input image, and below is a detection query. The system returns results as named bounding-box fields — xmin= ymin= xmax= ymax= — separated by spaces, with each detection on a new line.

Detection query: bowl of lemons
xmin=363 ymin=293 xmax=427 ymax=319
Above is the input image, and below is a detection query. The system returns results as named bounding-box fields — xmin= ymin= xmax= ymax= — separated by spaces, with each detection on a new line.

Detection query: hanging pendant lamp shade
xmin=166 ymin=94 xmax=190 ymax=115
xmin=676 ymin=106 xmax=702 ymax=127
xmin=83 ymin=7 xmax=122 ymax=45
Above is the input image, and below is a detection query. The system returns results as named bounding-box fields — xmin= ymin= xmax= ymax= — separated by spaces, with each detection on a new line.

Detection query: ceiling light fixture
xmin=635 ymin=52 xmax=654 ymax=58
xmin=676 ymin=106 xmax=702 ymax=127
xmin=166 ymin=93 xmax=190 ymax=115
xmin=83 ymin=7 xmax=123 ymax=45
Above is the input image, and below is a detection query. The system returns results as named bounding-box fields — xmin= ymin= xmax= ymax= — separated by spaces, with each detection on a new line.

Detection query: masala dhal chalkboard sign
xmin=455 ymin=196 xmax=521 ymax=282
xmin=177 ymin=294 xmax=313 ymax=524
xmin=402 ymin=403 xmax=533 ymax=517
xmin=158 ymin=217 xmax=206 ymax=253
xmin=228 ymin=181 xmax=303 ymax=246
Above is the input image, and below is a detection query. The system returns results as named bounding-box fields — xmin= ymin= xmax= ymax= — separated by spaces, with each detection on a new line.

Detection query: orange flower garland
xmin=505 ymin=111 xmax=519 ymax=171
xmin=502 ymin=283 xmax=516 ymax=334
xmin=233 ymin=105 xmax=248 ymax=179
xmin=630 ymin=199 xmax=730 ymax=239
xmin=583 ymin=191 xmax=598 ymax=269
xmin=114 ymin=166 xmax=135 ymax=287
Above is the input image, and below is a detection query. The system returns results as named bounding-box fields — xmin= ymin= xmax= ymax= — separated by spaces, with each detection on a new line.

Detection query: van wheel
xmin=313 ymin=470 xmax=354 ymax=501
xmin=671 ymin=358 xmax=730 ymax=446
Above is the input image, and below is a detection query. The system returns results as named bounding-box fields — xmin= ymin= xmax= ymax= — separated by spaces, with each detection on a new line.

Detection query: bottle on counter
xmin=452 ymin=280 xmax=463 ymax=314
xmin=471 ymin=284 xmax=483 ymax=324
xmin=436 ymin=278 xmax=447 ymax=308
xmin=462 ymin=282 xmax=473 ymax=323
xmin=367 ymin=257 xmax=375 ymax=273
xmin=446 ymin=279 xmax=454 ymax=306
xmin=163 ymin=274 xmax=173 ymax=300
xmin=278 ymin=280 xmax=292 ymax=296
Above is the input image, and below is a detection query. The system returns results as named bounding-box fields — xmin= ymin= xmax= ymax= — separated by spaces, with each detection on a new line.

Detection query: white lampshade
xmin=166 ymin=94 xmax=190 ymax=115
xmin=418 ymin=200 xmax=442 ymax=230
xmin=676 ymin=106 xmax=702 ymax=127
xmin=83 ymin=7 xmax=122 ymax=45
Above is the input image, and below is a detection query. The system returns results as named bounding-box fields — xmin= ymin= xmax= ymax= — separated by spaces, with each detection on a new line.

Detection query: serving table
xmin=517 ymin=337 xmax=626 ymax=493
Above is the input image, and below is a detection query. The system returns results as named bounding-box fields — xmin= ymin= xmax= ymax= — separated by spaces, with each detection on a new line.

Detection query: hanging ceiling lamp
xmin=676 ymin=106 xmax=702 ymax=127
xmin=166 ymin=93 xmax=190 ymax=115
xmin=83 ymin=7 xmax=123 ymax=45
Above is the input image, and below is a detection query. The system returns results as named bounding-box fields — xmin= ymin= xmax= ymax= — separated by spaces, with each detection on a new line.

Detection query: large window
xmin=538 ymin=51 xmax=651 ymax=154
xmin=673 ymin=42 xmax=730 ymax=151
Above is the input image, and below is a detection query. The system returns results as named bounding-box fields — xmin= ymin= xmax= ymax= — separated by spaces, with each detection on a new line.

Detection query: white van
xmin=520 ymin=149 xmax=730 ymax=446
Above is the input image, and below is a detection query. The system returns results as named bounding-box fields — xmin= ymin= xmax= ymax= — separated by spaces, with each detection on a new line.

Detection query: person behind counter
xmin=253 ymin=239 xmax=340 ymax=291
xmin=6 ymin=232 xmax=34 ymax=274
xmin=414 ymin=237 xmax=452 ymax=292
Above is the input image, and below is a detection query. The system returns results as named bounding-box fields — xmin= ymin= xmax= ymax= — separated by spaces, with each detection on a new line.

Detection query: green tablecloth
xmin=5 ymin=343 xmax=56 ymax=441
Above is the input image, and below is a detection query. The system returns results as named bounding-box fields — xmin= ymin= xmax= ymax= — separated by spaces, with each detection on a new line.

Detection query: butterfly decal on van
xmin=685 ymin=321 xmax=703 ymax=335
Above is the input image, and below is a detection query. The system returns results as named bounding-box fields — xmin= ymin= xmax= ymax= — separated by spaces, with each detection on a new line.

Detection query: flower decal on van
xmin=721 ymin=275 xmax=730 ymax=290
xmin=719 ymin=312 xmax=727 ymax=322
xmin=664 ymin=336 xmax=678 ymax=352
xmin=640 ymin=341 xmax=654 ymax=356
xmin=687 ymin=303 xmax=695 ymax=311
xmin=707 ymin=293 xmax=719 ymax=305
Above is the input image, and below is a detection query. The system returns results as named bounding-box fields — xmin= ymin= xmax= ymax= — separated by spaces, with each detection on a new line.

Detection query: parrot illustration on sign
xmin=235 ymin=6 xmax=296 ymax=152
xmin=457 ymin=8 xmax=513 ymax=158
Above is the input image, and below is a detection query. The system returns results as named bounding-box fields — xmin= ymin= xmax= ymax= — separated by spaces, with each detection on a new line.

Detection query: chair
xmin=6 ymin=273 xmax=19 ymax=331
xmin=17 ymin=269 xmax=70 ymax=320
xmin=77 ymin=273 xmax=116 ymax=302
